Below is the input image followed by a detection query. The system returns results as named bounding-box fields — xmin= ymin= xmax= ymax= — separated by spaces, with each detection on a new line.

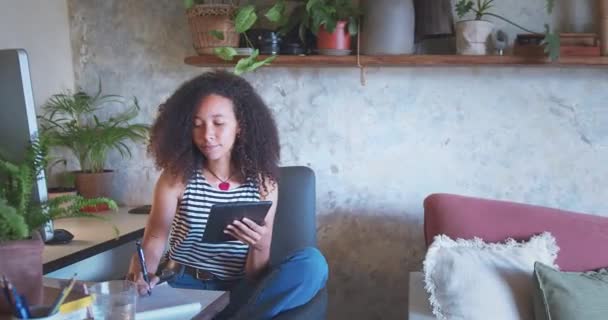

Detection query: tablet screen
xmin=202 ymin=201 xmax=273 ymax=243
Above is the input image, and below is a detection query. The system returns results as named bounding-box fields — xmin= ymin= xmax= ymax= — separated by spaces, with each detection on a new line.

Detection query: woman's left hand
xmin=224 ymin=218 xmax=270 ymax=251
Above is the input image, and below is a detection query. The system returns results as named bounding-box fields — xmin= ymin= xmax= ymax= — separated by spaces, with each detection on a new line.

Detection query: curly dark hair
xmin=148 ymin=70 xmax=280 ymax=193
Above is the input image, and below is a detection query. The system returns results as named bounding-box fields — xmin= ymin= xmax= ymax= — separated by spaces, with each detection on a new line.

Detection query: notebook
xmin=136 ymin=283 xmax=227 ymax=320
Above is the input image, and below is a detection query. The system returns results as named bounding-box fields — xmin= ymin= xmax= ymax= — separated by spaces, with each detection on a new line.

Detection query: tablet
xmin=202 ymin=201 xmax=273 ymax=243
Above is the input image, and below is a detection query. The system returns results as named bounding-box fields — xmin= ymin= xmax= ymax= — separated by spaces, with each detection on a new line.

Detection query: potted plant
xmin=305 ymin=0 xmax=360 ymax=55
xmin=207 ymin=0 xmax=290 ymax=74
xmin=38 ymin=84 xmax=149 ymax=205
xmin=0 ymin=138 xmax=117 ymax=313
xmin=455 ymin=0 xmax=559 ymax=59
xmin=184 ymin=0 xmax=240 ymax=55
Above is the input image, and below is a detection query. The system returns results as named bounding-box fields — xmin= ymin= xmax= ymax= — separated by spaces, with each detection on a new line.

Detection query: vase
xmin=455 ymin=20 xmax=494 ymax=55
xmin=360 ymin=0 xmax=415 ymax=54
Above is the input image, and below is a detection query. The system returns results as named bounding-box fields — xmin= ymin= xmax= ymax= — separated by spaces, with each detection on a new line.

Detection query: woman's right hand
xmin=129 ymin=271 xmax=160 ymax=296
xmin=127 ymin=255 xmax=160 ymax=296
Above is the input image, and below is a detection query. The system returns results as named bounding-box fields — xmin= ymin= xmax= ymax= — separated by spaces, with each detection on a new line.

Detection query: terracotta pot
xmin=455 ymin=20 xmax=494 ymax=55
xmin=317 ymin=21 xmax=351 ymax=50
xmin=74 ymin=170 xmax=113 ymax=199
xmin=0 ymin=232 xmax=43 ymax=314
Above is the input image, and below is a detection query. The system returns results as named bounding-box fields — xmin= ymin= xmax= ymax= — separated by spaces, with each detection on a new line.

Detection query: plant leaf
xmin=209 ymin=30 xmax=225 ymax=40
xmin=248 ymin=55 xmax=277 ymax=71
xmin=183 ymin=0 xmax=195 ymax=9
xmin=546 ymin=0 xmax=555 ymax=14
xmin=235 ymin=5 xmax=257 ymax=34
xmin=348 ymin=16 xmax=358 ymax=35
xmin=306 ymin=0 xmax=322 ymax=12
xmin=233 ymin=49 xmax=274 ymax=75
xmin=214 ymin=47 xmax=238 ymax=61
xmin=542 ymin=24 xmax=560 ymax=62
xmin=265 ymin=0 xmax=285 ymax=23
xmin=456 ymin=0 xmax=474 ymax=18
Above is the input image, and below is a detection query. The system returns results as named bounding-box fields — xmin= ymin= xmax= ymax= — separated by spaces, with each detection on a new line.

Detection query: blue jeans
xmin=168 ymin=247 xmax=328 ymax=319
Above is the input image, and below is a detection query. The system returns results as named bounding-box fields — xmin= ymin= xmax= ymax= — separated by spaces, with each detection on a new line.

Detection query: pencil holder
xmin=11 ymin=305 xmax=60 ymax=319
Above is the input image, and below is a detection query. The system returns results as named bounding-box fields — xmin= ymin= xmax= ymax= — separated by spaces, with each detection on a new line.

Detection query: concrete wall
xmin=66 ymin=1 xmax=608 ymax=319
xmin=0 ymin=0 xmax=75 ymax=109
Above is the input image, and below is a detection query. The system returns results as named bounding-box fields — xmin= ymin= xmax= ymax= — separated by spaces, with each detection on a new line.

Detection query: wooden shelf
xmin=185 ymin=54 xmax=608 ymax=67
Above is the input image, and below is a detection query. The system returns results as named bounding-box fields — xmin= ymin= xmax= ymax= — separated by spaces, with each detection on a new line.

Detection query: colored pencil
xmin=48 ymin=274 xmax=77 ymax=316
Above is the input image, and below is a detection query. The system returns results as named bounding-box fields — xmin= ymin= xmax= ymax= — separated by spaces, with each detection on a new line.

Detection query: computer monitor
xmin=0 ymin=48 xmax=48 ymax=203
xmin=0 ymin=49 xmax=78 ymax=243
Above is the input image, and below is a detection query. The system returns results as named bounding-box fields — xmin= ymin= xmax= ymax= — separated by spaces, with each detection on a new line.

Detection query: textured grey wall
xmin=67 ymin=1 xmax=607 ymax=319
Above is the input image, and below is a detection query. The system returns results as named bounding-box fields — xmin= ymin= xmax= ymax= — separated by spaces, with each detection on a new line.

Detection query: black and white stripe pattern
xmin=167 ymin=171 xmax=260 ymax=280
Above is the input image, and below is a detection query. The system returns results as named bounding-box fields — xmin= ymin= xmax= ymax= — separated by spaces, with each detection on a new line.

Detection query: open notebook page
xmin=136 ymin=283 xmax=226 ymax=320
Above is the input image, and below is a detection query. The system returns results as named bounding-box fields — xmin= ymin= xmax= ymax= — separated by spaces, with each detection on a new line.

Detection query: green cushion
xmin=533 ymin=262 xmax=608 ymax=320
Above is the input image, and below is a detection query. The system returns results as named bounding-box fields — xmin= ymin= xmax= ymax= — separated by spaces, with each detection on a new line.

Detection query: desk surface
xmin=43 ymin=207 xmax=149 ymax=274
xmin=0 ymin=279 xmax=229 ymax=320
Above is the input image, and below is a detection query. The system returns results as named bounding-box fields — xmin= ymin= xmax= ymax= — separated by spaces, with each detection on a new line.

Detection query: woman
xmin=127 ymin=71 xmax=328 ymax=319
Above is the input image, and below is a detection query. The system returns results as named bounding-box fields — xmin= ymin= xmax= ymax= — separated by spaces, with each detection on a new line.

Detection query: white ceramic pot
xmin=455 ymin=20 xmax=494 ymax=55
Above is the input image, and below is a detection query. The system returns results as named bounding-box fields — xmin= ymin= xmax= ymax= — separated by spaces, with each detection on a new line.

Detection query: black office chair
xmin=270 ymin=166 xmax=328 ymax=320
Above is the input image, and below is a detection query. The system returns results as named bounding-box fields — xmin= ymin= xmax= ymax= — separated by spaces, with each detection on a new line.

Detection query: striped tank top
xmin=167 ymin=170 xmax=260 ymax=280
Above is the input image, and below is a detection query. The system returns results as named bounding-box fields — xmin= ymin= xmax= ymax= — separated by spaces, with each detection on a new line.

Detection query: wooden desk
xmin=2 ymin=208 xmax=231 ymax=319
xmin=43 ymin=207 xmax=148 ymax=279
xmin=0 ymin=280 xmax=229 ymax=320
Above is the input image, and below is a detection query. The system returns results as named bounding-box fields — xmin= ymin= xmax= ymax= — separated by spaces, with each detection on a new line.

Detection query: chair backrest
xmin=270 ymin=166 xmax=317 ymax=265
xmin=424 ymin=193 xmax=608 ymax=272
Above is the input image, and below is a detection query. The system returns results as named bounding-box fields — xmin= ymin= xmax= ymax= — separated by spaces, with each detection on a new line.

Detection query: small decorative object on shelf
xmin=494 ymin=30 xmax=508 ymax=55
xmin=514 ymin=33 xmax=600 ymax=57
xmin=454 ymin=0 xmax=559 ymax=60
xmin=246 ymin=29 xmax=282 ymax=55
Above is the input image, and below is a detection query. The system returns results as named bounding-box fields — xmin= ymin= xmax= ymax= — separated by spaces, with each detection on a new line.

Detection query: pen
xmin=19 ymin=295 xmax=31 ymax=319
xmin=82 ymin=284 xmax=93 ymax=319
xmin=8 ymin=283 xmax=28 ymax=319
xmin=1 ymin=275 xmax=13 ymax=311
xmin=49 ymin=274 xmax=77 ymax=316
xmin=136 ymin=240 xmax=152 ymax=296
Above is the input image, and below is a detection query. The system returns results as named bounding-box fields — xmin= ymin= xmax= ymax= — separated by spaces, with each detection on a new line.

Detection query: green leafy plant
xmin=38 ymin=83 xmax=149 ymax=173
xmin=0 ymin=138 xmax=118 ymax=242
xmin=455 ymin=0 xmax=560 ymax=61
xmin=183 ymin=1 xmax=288 ymax=75
xmin=305 ymin=0 xmax=360 ymax=36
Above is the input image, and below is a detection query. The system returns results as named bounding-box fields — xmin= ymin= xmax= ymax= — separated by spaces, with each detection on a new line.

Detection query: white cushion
xmin=423 ymin=232 xmax=559 ymax=320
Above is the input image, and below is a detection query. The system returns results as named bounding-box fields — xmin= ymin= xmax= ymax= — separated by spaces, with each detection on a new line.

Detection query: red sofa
xmin=423 ymin=193 xmax=608 ymax=271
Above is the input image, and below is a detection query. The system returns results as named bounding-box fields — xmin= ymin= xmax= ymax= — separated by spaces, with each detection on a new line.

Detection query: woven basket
xmin=187 ymin=4 xmax=239 ymax=55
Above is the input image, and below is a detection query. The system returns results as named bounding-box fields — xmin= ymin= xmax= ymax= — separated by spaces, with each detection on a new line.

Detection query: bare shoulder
xmin=156 ymin=170 xmax=186 ymax=199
